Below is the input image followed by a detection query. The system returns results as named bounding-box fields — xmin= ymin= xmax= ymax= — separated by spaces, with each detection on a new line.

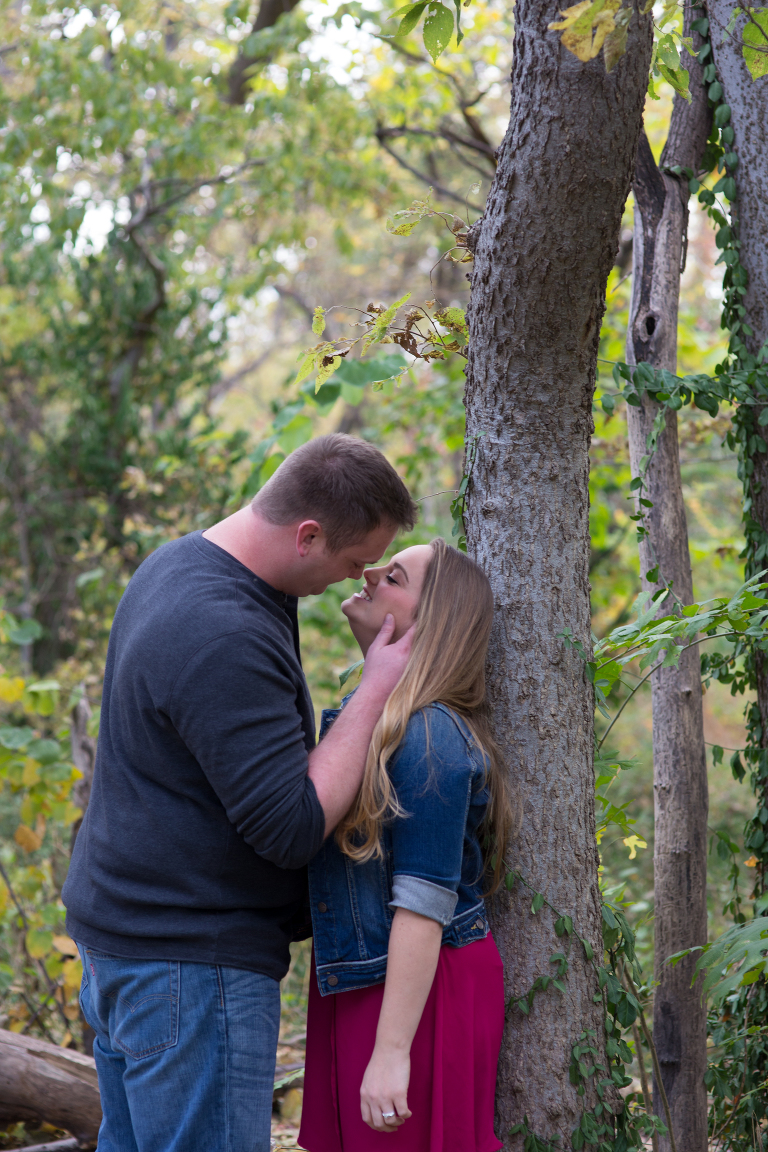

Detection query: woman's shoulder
xmin=398 ymin=703 xmax=477 ymax=761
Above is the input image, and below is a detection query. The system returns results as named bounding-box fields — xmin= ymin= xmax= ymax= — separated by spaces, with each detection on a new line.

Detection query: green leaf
xmin=76 ymin=567 xmax=105 ymax=589
xmin=714 ymin=103 xmax=732 ymax=127
xmin=0 ymin=726 xmax=34 ymax=750
xmin=395 ymin=1 xmax=428 ymax=38
xmin=695 ymin=919 xmax=768 ymax=1004
xmin=743 ymin=10 xmax=768 ymax=79
xmin=339 ymin=659 xmax=364 ymax=688
xmin=582 ymin=937 xmax=594 ymax=961
xmin=362 ymin=294 xmax=411 ymax=352
xmin=422 ymin=2 xmax=455 ymax=62
xmin=7 ymin=618 xmax=43 ymax=645
xmin=531 ymin=892 xmax=545 ymax=915
xmin=505 ymin=870 xmax=516 ymax=891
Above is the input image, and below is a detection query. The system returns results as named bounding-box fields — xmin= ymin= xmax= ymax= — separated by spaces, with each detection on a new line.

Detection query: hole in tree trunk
xmin=645 ymin=314 xmax=656 ymax=336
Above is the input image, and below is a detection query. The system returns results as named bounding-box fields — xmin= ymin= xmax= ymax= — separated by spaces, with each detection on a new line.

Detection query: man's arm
xmin=308 ymin=613 xmax=413 ymax=837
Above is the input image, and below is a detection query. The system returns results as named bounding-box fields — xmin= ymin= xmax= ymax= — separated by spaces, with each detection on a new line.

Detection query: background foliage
xmin=1 ymin=0 xmax=766 ymax=1147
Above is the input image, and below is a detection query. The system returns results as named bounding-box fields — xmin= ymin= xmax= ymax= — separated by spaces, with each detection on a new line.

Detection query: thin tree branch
xmin=375 ymin=135 xmax=478 ymax=208
xmin=619 ymin=960 xmax=677 ymax=1152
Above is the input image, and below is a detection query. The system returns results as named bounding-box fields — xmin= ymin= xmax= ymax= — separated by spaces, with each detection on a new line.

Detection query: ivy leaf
xmin=743 ymin=10 xmax=768 ymax=80
xmin=422 ymin=2 xmax=455 ymax=62
xmin=531 ymin=891 xmax=545 ymax=915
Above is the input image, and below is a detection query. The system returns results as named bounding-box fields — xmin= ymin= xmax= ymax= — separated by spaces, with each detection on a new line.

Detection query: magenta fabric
xmin=298 ymin=935 xmax=504 ymax=1152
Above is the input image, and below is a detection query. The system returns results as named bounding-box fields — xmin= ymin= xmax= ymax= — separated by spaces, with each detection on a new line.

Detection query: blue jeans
xmin=77 ymin=945 xmax=281 ymax=1152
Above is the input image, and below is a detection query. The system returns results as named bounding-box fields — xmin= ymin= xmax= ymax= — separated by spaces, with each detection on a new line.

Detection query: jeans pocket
xmin=86 ymin=950 xmax=180 ymax=1060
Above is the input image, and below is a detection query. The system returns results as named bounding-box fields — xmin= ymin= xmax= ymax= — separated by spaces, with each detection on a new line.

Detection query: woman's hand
xmin=360 ymin=1043 xmax=412 ymax=1132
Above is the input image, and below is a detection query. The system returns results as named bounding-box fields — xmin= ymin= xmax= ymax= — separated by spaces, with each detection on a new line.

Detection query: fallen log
xmin=0 ymin=1030 xmax=100 ymax=1146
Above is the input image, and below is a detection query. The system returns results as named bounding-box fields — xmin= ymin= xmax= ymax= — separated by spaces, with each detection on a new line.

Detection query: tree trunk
xmin=463 ymin=4 xmax=652 ymax=1143
xmin=0 ymin=1029 xmax=101 ymax=1147
xmin=624 ymin=17 xmax=711 ymax=1150
xmin=708 ymin=4 xmax=768 ymax=852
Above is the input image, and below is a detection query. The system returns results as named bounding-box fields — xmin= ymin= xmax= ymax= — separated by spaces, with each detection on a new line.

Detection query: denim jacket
xmin=308 ymin=701 xmax=491 ymax=996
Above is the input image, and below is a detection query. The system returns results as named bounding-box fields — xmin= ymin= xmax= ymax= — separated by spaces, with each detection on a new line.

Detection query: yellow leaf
xmin=22 ymin=757 xmax=41 ymax=787
xmin=315 ymin=355 xmax=341 ymax=393
xmin=0 ymin=676 xmax=26 ymax=704
xmin=745 ymin=855 xmax=759 ymax=867
xmin=9 ymin=1020 xmax=25 ymax=1033
xmin=14 ymin=823 xmax=41 ymax=852
xmin=53 ymin=935 xmax=78 ymax=957
xmin=62 ymin=957 xmax=83 ymax=991
xmin=548 ymin=0 xmax=620 ymax=62
xmin=311 ymin=305 xmax=326 ymax=336
xmin=623 ymin=835 xmax=648 ymax=860
xmin=60 ymin=1028 xmax=74 ymax=1044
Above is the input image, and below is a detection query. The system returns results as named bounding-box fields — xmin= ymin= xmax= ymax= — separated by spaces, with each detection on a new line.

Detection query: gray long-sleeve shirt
xmin=64 ymin=531 xmax=325 ymax=981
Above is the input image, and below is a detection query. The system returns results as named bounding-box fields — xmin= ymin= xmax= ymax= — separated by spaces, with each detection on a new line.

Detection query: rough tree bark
xmin=0 ymin=1029 xmax=100 ymax=1146
xmin=708 ymin=2 xmax=768 ymax=827
xmin=463 ymin=4 xmax=652 ymax=1144
xmin=624 ymin=13 xmax=711 ymax=1150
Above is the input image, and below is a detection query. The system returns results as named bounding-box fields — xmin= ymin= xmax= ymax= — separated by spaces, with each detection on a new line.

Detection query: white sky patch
xmin=63 ymin=7 xmax=96 ymax=38
xmin=302 ymin=0 xmax=383 ymax=87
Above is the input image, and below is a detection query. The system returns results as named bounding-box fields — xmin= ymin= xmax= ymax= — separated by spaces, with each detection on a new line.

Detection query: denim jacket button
xmin=317 ymin=902 xmax=328 ymax=913
xmin=327 ymin=975 xmax=338 ymax=986
xmin=474 ymin=919 xmax=484 ymax=930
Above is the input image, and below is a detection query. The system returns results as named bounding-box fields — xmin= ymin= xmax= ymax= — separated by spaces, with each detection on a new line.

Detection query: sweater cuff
xmin=389 ymin=876 xmax=458 ymax=927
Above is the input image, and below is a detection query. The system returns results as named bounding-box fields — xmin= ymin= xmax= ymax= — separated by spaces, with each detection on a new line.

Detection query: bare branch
xmin=375 ymin=134 xmax=478 ymax=209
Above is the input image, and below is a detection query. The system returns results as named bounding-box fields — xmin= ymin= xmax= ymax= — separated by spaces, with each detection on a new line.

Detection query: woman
xmin=299 ymin=538 xmax=511 ymax=1152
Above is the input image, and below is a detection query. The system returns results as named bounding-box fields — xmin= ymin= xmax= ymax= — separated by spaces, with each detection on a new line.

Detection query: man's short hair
xmin=252 ymin=433 xmax=418 ymax=551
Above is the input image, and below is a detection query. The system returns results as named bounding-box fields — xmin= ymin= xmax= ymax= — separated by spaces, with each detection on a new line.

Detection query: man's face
xmin=297 ymin=521 xmax=398 ymax=596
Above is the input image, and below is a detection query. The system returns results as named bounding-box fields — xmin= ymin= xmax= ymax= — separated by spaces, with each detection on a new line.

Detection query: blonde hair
xmin=336 ymin=537 xmax=512 ymax=892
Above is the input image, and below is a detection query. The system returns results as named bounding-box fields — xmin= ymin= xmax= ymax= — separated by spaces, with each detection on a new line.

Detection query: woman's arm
xmin=360 ymin=907 xmax=443 ymax=1132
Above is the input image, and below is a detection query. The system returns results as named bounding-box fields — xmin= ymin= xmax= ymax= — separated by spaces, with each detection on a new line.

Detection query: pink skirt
xmin=298 ymin=935 xmax=504 ymax=1152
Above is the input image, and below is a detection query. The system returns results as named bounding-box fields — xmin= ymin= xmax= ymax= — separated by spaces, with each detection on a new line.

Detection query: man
xmin=63 ymin=433 xmax=418 ymax=1152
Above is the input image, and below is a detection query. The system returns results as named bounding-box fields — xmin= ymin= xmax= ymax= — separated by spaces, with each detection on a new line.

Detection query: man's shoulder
xmin=115 ymin=533 xmax=290 ymax=657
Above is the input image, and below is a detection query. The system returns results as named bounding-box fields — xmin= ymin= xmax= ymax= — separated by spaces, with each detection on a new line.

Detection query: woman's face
xmin=342 ymin=544 xmax=433 ymax=655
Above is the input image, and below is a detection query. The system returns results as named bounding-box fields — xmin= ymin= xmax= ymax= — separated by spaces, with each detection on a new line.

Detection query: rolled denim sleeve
xmin=387 ymin=707 xmax=474 ymax=925
xmin=389 ymin=875 xmax=459 ymax=926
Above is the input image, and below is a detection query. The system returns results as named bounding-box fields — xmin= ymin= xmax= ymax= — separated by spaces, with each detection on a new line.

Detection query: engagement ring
xmin=382 ymin=1112 xmax=397 ymax=1120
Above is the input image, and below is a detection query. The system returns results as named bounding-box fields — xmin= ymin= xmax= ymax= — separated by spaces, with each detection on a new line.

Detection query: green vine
xmin=502 ymin=868 xmax=666 ymax=1151
xmin=597 ymin=6 xmax=768 ymax=1143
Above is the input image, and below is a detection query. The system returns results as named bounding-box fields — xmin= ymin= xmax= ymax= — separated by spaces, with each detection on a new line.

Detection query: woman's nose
xmin=363 ymin=567 xmax=380 ymax=585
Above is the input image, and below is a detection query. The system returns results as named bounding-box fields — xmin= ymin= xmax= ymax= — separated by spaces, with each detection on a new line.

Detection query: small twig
xmin=630 ymin=1015 xmax=659 ymax=1152
xmin=375 ymin=135 xmax=477 ymax=209
xmin=0 ymin=859 xmax=73 ymax=1035
xmin=620 ymin=963 xmax=678 ymax=1152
